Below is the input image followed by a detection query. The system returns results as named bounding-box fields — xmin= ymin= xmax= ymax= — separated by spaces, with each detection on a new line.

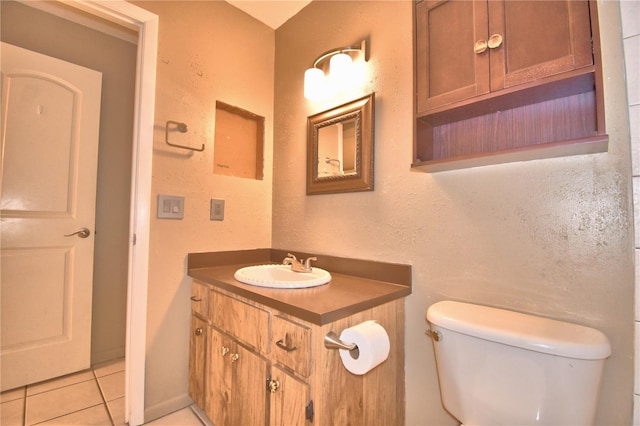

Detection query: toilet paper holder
xmin=324 ymin=331 xmax=357 ymax=351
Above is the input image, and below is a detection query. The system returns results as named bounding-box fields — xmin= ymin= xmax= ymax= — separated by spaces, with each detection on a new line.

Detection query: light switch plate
xmin=157 ymin=195 xmax=184 ymax=219
xmin=210 ymin=199 xmax=225 ymax=221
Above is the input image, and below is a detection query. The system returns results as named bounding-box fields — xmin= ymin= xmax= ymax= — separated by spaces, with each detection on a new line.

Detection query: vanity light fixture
xmin=304 ymin=40 xmax=368 ymax=100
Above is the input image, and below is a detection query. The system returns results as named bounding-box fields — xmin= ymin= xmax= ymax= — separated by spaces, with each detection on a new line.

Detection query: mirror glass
xmin=307 ymin=93 xmax=375 ymax=195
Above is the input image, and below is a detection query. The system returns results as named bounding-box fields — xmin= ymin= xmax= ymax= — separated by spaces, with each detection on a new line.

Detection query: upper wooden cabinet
xmin=414 ymin=0 xmax=608 ymax=172
xmin=490 ymin=1 xmax=593 ymax=91
xmin=417 ymin=0 xmax=489 ymax=112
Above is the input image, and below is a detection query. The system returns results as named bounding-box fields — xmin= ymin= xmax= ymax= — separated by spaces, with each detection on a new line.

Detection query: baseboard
xmin=91 ymin=346 xmax=125 ymax=365
xmin=190 ymin=404 xmax=214 ymax=426
xmin=144 ymin=393 xmax=194 ymax=423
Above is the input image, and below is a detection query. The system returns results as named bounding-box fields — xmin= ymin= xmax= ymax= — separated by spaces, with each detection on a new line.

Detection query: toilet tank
xmin=426 ymin=301 xmax=611 ymax=426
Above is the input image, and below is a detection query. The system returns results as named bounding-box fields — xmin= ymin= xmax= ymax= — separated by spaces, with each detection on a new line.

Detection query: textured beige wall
xmin=274 ymin=1 xmax=633 ymax=424
xmin=132 ymin=1 xmax=274 ymax=418
xmin=0 ymin=0 xmax=136 ymax=365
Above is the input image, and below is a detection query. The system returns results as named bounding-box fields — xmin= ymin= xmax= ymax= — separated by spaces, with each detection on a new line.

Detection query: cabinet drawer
xmin=272 ymin=315 xmax=311 ymax=377
xmin=210 ymin=290 xmax=270 ymax=353
xmin=191 ymin=281 xmax=209 ymax=318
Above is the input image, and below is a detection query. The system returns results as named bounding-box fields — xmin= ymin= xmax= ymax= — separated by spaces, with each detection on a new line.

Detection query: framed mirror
xmin=307 ymin=93 xmax=375 ymax=195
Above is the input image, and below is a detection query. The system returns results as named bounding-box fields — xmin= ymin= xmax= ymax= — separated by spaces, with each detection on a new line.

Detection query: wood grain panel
xmin=313 ymin=299 xmax=405 ymax=426
xmin=269 ymin=366 xmax=310 ymax=426
xmin=188 ymin=315 xmax=207 ymax=409
xmin=210 ymin=289 xmax=270 ymax=353
xmin=191 ymin=281 xmax=209 ymax=318
xmin=272 ymin=315 xmax=311 ymax=377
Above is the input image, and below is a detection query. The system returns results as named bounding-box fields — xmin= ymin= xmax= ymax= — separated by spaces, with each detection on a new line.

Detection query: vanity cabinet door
xmin=188 ymin=315 xmax=207 ymax=409
xmin=207 ymin=328 xmax=268 ymax=426
xmin=272 ymin=315 xmax=311 ymax=377
xmin=269 ymin=366 xmax=310 ymax=426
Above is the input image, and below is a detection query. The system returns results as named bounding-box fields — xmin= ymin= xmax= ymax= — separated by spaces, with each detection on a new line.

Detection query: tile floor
xmin=0 ymin=359 xmax=204 ymax=426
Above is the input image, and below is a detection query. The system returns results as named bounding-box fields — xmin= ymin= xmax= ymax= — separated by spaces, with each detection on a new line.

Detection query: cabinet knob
xmin=230 ymin=353 xmax=239 ymax=363
xmin=268 ymin=379 xmax=280 ymax=393
xmin=195 ymin=327 xmax=203 ymax=336
xmin=221 ymin=346 xmax=230 ymax=357
xmin=488 ymin=33 xmax=503 ymax=49
xmin=474 ymin=39 xmax=488 ymax=54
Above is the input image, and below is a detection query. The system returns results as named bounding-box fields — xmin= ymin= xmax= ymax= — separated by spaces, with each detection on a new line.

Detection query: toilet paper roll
xmin=338 ymin=320 xmax=390 ymax=375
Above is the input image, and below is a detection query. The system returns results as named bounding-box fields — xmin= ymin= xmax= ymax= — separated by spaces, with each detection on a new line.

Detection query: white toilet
xmin=426 ymin=301 xmax=611 ymax=425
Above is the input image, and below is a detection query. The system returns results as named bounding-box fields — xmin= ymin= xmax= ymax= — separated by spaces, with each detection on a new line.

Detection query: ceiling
xmin=225 ymin=0 xmax=312 ymax=29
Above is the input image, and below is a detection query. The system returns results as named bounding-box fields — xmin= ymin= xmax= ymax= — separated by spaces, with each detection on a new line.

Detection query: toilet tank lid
xmin=427 ymin=301 xmax=611 ymax=360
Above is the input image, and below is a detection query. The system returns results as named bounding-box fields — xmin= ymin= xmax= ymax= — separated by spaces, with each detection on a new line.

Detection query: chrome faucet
xmin=283 ymin=253 xmax=317 ymax=273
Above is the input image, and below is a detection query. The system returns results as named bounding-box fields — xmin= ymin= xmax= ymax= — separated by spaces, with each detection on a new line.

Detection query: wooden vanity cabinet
xmin=269 ymin=365 xmax=310 ymax=426
xmin=207 ymin=328 xmax=269 ymax=426
xmin=189 ymin=282 xmax=404 ymax=426
xmin=414 ymin=0 xmax=607 ymax=171
xmin=188 ymin=282 xmax=209 ymax=408
xmin=188 ymin=315 xmax=207 ymax=409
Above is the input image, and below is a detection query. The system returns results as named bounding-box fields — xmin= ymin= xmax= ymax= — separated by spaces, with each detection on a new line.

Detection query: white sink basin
xmin=234 ymin=264 xmax=331 ymax=289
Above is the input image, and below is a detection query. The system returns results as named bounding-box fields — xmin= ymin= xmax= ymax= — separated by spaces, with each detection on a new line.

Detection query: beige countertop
xmin=187 ymin=249 xmax=412 ymax=325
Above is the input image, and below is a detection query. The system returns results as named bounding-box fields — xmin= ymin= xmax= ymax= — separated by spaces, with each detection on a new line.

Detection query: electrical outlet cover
xmin=210 ymin=199 xmax=225 ymax=221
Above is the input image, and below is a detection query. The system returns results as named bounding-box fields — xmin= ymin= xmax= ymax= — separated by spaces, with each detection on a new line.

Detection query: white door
xmin=0 ymin=42 xmax=102 ymax=391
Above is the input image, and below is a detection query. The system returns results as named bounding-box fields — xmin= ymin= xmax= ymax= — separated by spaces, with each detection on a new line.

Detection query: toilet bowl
xmin=426 ymin=301 xmax=611 ymax=425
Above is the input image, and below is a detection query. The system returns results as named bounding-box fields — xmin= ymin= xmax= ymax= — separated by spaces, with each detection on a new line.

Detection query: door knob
xmin=64 ymin=228 xmax=91 ymax=238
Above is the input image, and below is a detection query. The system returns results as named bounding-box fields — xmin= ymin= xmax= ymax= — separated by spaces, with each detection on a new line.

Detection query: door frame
xmin=58 ymin=2 xmax=157 ymax=425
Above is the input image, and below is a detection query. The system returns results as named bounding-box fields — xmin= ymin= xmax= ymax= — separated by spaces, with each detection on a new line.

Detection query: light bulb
xmin=329 ymin=53 xmax=352 ymax=91
xmin=304 ymin=67 xmax=324 ymax=100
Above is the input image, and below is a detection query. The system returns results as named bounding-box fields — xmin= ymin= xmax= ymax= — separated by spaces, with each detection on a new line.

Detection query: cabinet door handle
xmin=488 ymin=33 xmax=503 ymax=49
xmin=190 ymin=296 xmax=202 ymax=302
xmin=195 ymin=327 xmax=203 ymax=336
xmin=276 ymin=339 xmax=298 ymax=352
xmin=221 ymin=346 xmax=230 ymax=357
xmin=474 ymin=39 xmax=488 ymax=54
xmin=230 ymin=353 xmax=239 ymax=363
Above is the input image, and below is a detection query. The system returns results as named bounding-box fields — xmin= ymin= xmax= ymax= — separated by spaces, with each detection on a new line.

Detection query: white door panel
xmin=1 ymin=42 xmax=102 ymax=391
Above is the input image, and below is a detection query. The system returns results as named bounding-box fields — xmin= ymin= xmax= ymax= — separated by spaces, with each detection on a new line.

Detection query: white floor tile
xmin=1 ymin=398 xmax=25 ymax=425
xmin=1 ymin=386 xmax=25 ymax=403
xmin=107 ymin=396 xmax=126 ymax=426
xmin=37 ymin=403 xmax=111 ymax=425
xmin=97 ymin=370 xmax=125 ymax=402
xmin=27 ymin=369 xmax=95 ymax=396
xmin=25 ymin=379 xmax=103 ymax=425
xmin=12 ymin=358 xmax=201 ymax=426
xmin=145 ymin=407 xmax=204 ymax=425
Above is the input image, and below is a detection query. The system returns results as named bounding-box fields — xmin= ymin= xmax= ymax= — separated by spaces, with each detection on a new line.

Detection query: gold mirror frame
xmin=307 ymin=93 xmax=375 ymax=195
